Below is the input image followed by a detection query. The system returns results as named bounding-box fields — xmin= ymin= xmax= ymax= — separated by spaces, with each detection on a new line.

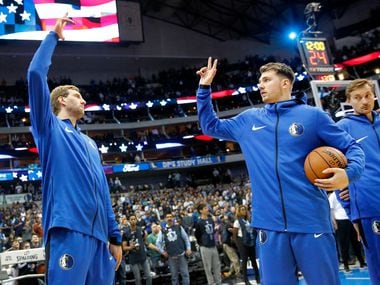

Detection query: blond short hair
xmin=345 ymin=79 xmax=374 ymax=100
xmin=50 ymin=85 xmax=79 ymax=115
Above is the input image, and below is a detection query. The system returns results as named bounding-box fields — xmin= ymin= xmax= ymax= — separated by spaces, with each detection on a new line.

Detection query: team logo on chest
xmin=167 ymin=229 xmax=178 ymax=242
xmin=288 ymin=123 xmax=304 ymax=136
xmin=205 ymin=222 xmax=214 ymax=235
xmin=59 ymin=254 xmax=74 ymax=270
xmin=372 ymin=220 xmax=380 ymax=235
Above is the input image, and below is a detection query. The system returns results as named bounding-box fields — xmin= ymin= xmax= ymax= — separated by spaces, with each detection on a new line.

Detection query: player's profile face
xmin=64 ymin=89 xmax=86 ymax=119
xmin=258 ymin=70 xmax=284 ymax=103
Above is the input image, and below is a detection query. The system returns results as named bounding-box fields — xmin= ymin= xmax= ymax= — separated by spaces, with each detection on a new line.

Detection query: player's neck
xmin=354 ymin=111 xmax=373 ymax=122
xmin=57 ymin=113 xmax=77 ymax=127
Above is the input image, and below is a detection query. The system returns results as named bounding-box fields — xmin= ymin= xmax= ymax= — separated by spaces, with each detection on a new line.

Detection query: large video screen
xmin=0 ymin=0 xmax=120 ymax=42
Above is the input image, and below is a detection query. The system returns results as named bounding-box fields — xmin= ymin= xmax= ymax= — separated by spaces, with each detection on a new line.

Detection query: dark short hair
xmin=128 ymin=214 xmax=136 ymax=220
xmin=197 ymin=202 xmax=207 ymax=212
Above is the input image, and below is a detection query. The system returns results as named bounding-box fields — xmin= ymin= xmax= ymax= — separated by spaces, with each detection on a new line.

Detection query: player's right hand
xmin=54 ymin=13 xmax=75 ymax=40
xmin=196 ymin=57 xmax=218 ymax=86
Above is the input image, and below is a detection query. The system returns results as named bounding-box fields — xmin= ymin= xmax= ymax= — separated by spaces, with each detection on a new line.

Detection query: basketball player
xmin=196 ymin=58 xmax=365 ymax=285
xmin=337 ymin=79 xmax=380 ymax=284
xmin=28 ymin=15 xmax=122 ymax=284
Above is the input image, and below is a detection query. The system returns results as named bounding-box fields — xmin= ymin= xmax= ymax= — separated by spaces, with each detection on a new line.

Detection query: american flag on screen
xmin=0 ymin=0 xmax=119 ymax=42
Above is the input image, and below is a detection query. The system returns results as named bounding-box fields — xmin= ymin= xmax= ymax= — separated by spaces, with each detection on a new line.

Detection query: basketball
xmin=304 ymin=146 xmax=348 ymax=184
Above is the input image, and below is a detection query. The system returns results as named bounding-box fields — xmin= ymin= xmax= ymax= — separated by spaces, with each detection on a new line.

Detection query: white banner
xmin=4 ymin=194 xmax=29 ymax=205
xmin=0 ymin=248 xmax=45 ymax=266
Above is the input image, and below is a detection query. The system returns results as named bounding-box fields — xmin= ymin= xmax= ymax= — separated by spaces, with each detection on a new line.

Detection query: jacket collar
xmin=61 ymin=119 xmax=81 ymax=131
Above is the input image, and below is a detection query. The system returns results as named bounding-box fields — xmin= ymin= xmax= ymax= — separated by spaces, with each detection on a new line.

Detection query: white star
xmin=37 ymin=171 xmax=42 ymax=178
xmin=146 ymin=101 xmax=154 ymax=108
xmin=160 ymin=100 xmax=167 ymax=106
xmin=20 ymin=174 xmax=28 ymax=182
xmin=0 ymin=0 xmax=3 ymax=5
xmin=129 ymin=102 xmax=137 ymax=110
xmin=13 ymin=172 xmax=18 ymax=178
xmin=119 ymin=144 xmax=128 ymax=152
xmin=102 ymin=104 xmax=110 ymax=111
xmin=7 ymin=3 xmax=18 ymax=14
xmin=20 ymin=10 xmax=31 ymax=21
xmin=136 ymin=143 xmax=143 ymax=151
xmin=14 ymin=0 xmax=23 ymax=5
xmin=0 ymin=12 xmax=7 ymax=24
xmin=5 ymin=107 xmax=13 ymax=113
xmin=99 ymin=144 xmax=109 ymax=154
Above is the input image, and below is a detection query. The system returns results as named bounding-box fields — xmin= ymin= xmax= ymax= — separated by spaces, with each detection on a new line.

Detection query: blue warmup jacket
xmin=27 ymin=32 xmax=121 ymax=245
xmin=197 ymin=86 xmax=365 ymax=233
xmin=337 ymin=111 xmax=380 ymax=221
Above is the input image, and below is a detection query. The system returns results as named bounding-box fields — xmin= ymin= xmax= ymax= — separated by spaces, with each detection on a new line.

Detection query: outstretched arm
xmin=28 ymin=15 xmax=74 ymax=136
xmin=196 ymin=57 xmax=244 ymax=142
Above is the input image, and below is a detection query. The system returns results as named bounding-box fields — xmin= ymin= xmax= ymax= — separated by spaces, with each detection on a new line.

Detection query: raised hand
xmin=196 ymin=57 xmax=218 ymax=85
xmin=53 ymin=13 xmax=75 ymax=40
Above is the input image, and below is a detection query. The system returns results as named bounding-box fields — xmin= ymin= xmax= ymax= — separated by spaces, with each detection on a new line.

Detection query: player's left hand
xmin=339 ymin=188 xmax=350 ymax=201
xmin=109 ymin=243 xmax=122 ymax=271
xmin=314 ymin=168 xmax=349 ymax=191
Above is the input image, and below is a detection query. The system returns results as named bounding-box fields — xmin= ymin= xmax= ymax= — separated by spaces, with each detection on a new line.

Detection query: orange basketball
xmin=304 ymin=146 xmax=347 ymax=184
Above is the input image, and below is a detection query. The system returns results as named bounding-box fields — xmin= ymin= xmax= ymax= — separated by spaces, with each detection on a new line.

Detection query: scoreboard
xmin=297 ymin=37 xmax=334 ymax=76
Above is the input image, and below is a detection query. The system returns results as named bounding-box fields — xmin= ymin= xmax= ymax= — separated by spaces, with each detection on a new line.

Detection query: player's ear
xmin=281 ymin=78 xmax=291 ymax=89
xmin=58 ymin=95 xmax=66 ymax=106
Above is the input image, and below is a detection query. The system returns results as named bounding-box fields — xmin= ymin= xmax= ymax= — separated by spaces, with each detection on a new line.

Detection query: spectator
xmin=329 ymin=192 xmax=366 ymax=272
xmin=232 ymin=205 xmax=260 ymax=285
xmin=30 ymin=234 xmax=42 ymax=248
xmin=146 ymin=223 xmax=163 ymax=273
xmin=156 ymin=212 xmax=192 ymax=285
xmin=194 ymin=202 xmax=222 ymax=285
xmin=16 ymin=241 xmax=39 ymax=285
xmin=220 ymin=214 xmax=240 ymax=279
xmin=122 ymin=214 xmax=152 ymax=285
xmin=31 ymin=217 xmax=43 ymax=239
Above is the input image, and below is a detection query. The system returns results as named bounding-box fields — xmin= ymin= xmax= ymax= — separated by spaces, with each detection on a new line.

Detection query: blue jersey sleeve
xmin=316 ymin=110 xmax=365 ymax=183
xmin=27 ymin=31 xmax=59 ymax=136
xmin=196 ymin=86 xmax=245 ymax=141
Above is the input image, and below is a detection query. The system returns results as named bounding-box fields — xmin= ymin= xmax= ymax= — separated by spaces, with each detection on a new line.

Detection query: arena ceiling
xmin=138 ymin=0 xmax=380 ymax=43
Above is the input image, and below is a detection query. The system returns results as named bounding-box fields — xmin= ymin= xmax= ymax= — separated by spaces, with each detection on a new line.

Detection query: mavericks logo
xmin=258 ymin=230 xmax=267 ymax=244
xmin=288 ymin=123 xmax=304 ymax=136
xmin=372 ymin=220 xmax=380 ymax=235
xmin=59 ymin=254 xmax=74 ymax=270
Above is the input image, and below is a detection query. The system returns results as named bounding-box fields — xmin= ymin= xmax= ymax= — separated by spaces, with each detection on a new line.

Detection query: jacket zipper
xmin=275 ymin=104 xmax=288 ymax=231
xmin=373 ymin=120 xmax=380 ymax=148
xmin=81 ymin=132 xmax=98 ymax=235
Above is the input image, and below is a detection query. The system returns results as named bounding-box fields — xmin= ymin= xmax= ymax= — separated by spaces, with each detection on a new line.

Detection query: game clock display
xmin=298 ymin=37 xmax=334 ymax=75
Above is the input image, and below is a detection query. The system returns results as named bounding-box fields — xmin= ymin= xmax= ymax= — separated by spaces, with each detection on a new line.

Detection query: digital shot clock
xmin=297 ymin=37 xmax=334 ymax=75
